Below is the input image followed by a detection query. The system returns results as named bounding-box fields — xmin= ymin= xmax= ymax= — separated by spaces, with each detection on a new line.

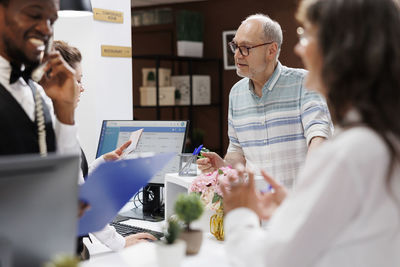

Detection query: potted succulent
xmin=156 ymin=218 xmax=186 ymax=267
xmin=174 ymin=193 xmax=204 ymax=255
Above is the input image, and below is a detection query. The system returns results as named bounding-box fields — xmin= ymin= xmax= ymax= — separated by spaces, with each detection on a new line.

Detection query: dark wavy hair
xmin=297 ymin=0 xmax=400 ymax=174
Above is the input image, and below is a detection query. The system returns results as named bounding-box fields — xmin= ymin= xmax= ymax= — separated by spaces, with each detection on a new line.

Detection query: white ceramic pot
xmin=177 ymin=41 xmax=203 ymax=57
xmin=156 ymin=239 xmax=186 ymax=267
xmin=179 ymin=230 xmax=203 ymax=255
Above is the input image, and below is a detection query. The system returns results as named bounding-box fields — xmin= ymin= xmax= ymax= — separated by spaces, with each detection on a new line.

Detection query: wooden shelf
xmin=132 ymin=55 xmax=224 ymax=156
xmin=132 ymin=23 xmax=174 ymax=33
xmin=133 ymin=54 xmax=221 ymax=62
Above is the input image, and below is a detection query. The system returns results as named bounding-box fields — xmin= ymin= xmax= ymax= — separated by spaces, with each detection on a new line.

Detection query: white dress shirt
xmin=0 ymin=56 xmax=80 ymax=155
xmin=225 ymin=126 xmax=400 ymax=267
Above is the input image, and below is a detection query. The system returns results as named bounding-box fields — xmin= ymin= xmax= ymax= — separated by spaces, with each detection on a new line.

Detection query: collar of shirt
xmin=248 ymin=61 xmax=282 ymax=96
xmin=0 ymin=55 xmax=13 ymax=87
xmin=0 ymin=55 xmax=36 ymax=121
xmin=0 ymin=55 xmax=30 ymax=87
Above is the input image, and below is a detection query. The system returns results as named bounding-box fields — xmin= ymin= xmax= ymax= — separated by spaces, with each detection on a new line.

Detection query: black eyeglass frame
xmin=228 ymin=41 xmax=274 ymax=56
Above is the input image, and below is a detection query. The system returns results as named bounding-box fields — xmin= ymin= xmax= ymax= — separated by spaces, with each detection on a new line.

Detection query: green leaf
xmin=165 ymin=218 xmax=182 ymax=244
xmin=174 ymin=193 xmax=204 ymax=228
xmin=197 ymin=147 xmax=210 ymax=159
xmin=176 ymin=10 xmax=204 ymax=41
xmin=212 ymin=193 xmax=222 ymax=204
xmin=201 ymin=147 xmax=210 ymax=153
xmin=218 ymin=169 xmax=223 ymax=175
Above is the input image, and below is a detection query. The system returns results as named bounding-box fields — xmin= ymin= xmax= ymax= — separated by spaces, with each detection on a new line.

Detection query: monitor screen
xmin=0 ymin=154 xmax=79 ymax=267
xmin=96 ymin=120 xmax=189 ymax=184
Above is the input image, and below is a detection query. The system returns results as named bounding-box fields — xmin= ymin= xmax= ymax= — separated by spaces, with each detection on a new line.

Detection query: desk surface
xmin=82 ymin=173 xmax=232 ymax=266
xmin=165 ymin=172 xmax=196 ymax=188
xmin=83 ymin=230 xmax=229 ymax=267
xmin=83 ymin=202 xmax=229 ymax=267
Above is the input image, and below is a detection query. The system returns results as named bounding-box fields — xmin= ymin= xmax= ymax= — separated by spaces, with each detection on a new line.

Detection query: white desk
xmin=165 ymin=172 xmax=269 ymax=219
xmin=165 ymin=173 xmax=196 ymax=219
xmin=81 ymin=172 xmax=268 ymax=266
xmin=82 ymin=231 xmax=229 ymax=267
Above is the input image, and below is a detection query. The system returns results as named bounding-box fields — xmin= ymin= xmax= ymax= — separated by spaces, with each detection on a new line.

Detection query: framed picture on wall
xmin=222 ymin=30 xmax=236 ymax=70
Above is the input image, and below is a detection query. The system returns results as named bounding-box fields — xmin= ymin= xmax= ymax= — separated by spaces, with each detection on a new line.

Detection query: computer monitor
xmin=0 ymin=154 xmax=79 ymax=267
xmin=96 ymin=120 xmax=189 ymax=221
xmin=96 ymin=120 xmax=189 ymax=184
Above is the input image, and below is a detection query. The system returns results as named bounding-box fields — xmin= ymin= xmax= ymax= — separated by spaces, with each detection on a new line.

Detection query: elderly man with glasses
xmin=197 ymin=14 xmax=332 ymax=188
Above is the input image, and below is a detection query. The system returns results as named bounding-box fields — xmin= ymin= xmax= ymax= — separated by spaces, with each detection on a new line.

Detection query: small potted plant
xmin=156 ymin=218 xmax=186 ymax=267
xmin=174 ymin=193 xmax=204 ymax=255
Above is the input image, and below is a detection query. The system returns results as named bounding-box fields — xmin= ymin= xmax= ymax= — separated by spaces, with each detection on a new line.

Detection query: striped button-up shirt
xmin=228 ymin=62 xmax=333 ymax=188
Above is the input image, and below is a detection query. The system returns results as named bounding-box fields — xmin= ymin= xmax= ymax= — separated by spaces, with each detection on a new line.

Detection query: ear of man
xmin=267 ymin=42 xmax=279 ymax=60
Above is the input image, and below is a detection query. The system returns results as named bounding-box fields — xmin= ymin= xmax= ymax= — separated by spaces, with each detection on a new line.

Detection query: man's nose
xmin=37 ymin=19 xmax=53 ymax=37
xmin=234 ymin=48 xmax=244 ymax=59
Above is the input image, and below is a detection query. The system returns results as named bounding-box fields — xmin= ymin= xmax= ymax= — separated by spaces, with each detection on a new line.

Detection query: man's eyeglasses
xmin=228 ymin=41 xmax=273 ymax=56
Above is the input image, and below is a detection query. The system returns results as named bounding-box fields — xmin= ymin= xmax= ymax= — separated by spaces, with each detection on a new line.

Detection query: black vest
xmin=0 ymin=82 xmax=56 ymax=155
xmin=80 ymin=147 xmax=89 ymax=179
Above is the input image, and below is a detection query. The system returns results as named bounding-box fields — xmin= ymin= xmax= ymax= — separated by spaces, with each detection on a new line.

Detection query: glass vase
xmin=210 ymin=208 xmax=224 ymax=241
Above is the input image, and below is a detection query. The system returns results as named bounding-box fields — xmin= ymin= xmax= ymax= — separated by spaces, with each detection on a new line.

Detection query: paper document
xmin=122 ymin=128 xmax=143 ymax=157
xmin=78 ymin=152 xmax=175 ymax=236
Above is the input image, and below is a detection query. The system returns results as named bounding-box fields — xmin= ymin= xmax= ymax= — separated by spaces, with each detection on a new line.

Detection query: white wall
xmin=54 ymin=0 xmax=133 ymax=162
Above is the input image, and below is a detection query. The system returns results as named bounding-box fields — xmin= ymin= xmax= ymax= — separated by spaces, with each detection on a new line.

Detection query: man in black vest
xmin=0 ymin=0 xmax=80 ymax=156
xmin=0 ymin=0 xmax=85 ymax=259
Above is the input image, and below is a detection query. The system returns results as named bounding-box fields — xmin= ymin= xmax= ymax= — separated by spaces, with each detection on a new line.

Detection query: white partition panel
xmin=54 ymin=0 xmax=133 ymax=162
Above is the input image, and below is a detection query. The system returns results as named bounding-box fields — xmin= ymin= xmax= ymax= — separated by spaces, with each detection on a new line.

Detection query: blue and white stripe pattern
xmin=227 ymin=62 xmax=333 ymax=188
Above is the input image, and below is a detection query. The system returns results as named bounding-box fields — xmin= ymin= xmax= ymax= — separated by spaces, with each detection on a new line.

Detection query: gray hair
xmin=243 ymin=14 xmax=283 ymax=59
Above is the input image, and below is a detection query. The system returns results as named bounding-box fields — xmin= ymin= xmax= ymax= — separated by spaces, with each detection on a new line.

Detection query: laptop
xmin=0 ymin=154 xmax=79 ymax=267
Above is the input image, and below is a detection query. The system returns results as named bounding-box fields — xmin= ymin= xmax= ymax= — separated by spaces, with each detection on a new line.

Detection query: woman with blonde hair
xmin=53 ymin=40 xmax=156 ymax=258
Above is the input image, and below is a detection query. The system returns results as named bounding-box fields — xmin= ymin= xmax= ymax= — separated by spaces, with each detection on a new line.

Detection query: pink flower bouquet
xmin=189 ymin=166 xmax=238 ymax=211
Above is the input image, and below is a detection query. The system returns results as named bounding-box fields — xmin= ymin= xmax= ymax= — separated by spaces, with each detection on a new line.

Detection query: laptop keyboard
xmin=110 ymin=222 xmax=164 ymax=239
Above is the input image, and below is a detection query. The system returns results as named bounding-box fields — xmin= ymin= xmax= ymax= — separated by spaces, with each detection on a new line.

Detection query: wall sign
xmin=101 ymin=45 xmax=132 ymax=57
xmin=93 ymin=8 xmax=124 ymax=23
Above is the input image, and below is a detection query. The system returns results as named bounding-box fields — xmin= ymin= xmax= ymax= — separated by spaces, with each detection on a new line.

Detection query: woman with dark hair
xmin=222 ymin=0 xmax=400 ymax=266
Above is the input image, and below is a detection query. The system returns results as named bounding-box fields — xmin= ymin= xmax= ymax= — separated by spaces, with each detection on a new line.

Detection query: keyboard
xmin=110 ymin=222 xmax=164 ymax=239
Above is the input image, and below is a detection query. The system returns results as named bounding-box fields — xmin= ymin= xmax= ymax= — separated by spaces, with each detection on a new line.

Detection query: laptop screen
xmin=96 ymin=120 xmax=189 ymax=184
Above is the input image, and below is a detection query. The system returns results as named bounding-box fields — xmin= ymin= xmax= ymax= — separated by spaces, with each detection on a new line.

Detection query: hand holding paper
xmin=122 ymin=128 xmax=144 ymax=157
xmin=103 ymin=140 xmax=132 ymax=161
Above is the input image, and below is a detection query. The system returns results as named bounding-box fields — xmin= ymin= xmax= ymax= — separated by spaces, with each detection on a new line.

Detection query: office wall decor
xmin=222 ymin=30 xmax=236 ymax=70
xmin=101 ymin=45 xmax=132 ymax=57
xmin=93 ymin=8 xmax=124 ymax=23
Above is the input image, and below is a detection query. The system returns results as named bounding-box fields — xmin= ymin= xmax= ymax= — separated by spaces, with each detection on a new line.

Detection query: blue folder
xmin=78 ymin=152 xmax=175 ymax=236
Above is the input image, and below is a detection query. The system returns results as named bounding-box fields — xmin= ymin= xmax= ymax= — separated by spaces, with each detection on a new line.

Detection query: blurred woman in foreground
xmin=222 ymin=0 xmax=400 ymax=266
